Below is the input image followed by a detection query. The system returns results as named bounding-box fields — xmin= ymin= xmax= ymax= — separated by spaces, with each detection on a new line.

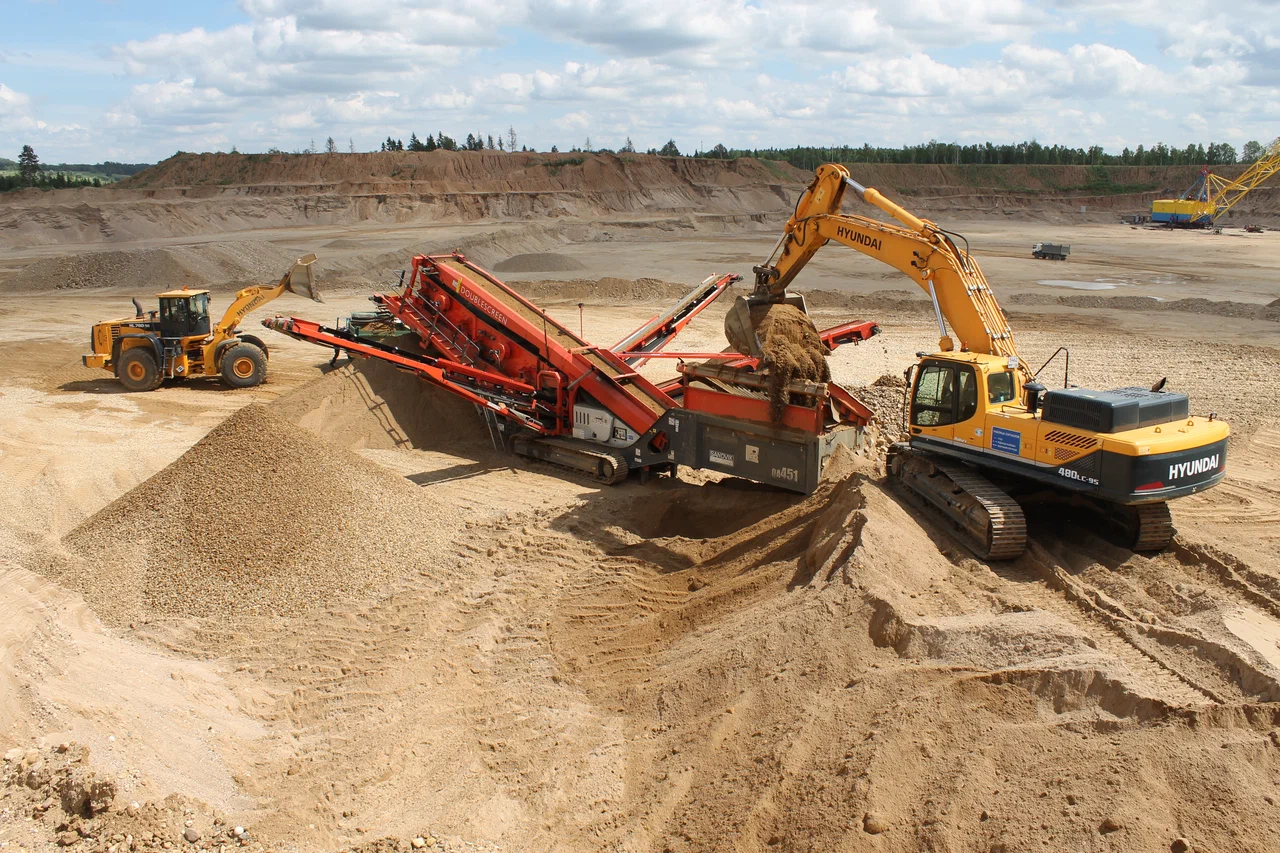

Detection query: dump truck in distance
xmin=1032 ymin=242 xmax=1070 ymax=260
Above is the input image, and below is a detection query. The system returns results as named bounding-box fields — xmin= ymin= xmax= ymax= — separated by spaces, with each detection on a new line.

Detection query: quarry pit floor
xmin=2 ymin=221 xmax=1280 ymax=853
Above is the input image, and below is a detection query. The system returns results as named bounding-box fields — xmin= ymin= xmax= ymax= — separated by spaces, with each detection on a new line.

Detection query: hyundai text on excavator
xmin=83 ymin=254 xmax=322 ymax=391
xmin=736 ymin=164 xmax=1229 ymax=559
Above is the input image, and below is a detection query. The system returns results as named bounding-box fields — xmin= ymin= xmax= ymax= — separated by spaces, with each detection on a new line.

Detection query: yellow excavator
xmin=732 ymin=164 xmax=1229 ymax=558
xmin=83 ymin=253 xmax=322 ymax=391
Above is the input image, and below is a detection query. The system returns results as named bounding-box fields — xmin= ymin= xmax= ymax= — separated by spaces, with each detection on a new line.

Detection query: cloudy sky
xmin=2 ymin=0 xmax=1277 ymax=163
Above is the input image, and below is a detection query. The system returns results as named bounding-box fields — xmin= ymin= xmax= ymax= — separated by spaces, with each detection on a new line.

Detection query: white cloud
xmin=2 ymin=0 xmax=1274 ymax=160
xmin=0 ymin=83 xmax=32 ymax=119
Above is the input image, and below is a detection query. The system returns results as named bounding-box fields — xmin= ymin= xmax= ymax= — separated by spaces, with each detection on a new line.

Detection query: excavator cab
xmin=157 ymin=290 xmax=212 ymax=339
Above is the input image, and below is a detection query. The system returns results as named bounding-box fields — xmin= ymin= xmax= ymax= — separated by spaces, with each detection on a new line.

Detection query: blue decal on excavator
xmin=991 ymin=427 xmax=1021 ymax=455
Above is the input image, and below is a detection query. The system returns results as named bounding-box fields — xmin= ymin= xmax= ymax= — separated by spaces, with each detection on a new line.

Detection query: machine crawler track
xmin=1128 ymin=501 xmax=1174 ymax=552
xmin=890 ymin=449 xmax=1027 ymax=560
xmin=511 ymin=435 xmax=631 ymax=485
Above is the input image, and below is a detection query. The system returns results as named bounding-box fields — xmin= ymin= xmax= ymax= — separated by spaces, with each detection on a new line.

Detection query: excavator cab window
xmin=912 ymin=362 xmax=977 ymax=426
xmin=912 ymin=364 xmax=956 ymax=426
xmin=988 ymin=371 xmax=1016 ymax=404
xmin=956 ymin=367 xmax=978 ymax=421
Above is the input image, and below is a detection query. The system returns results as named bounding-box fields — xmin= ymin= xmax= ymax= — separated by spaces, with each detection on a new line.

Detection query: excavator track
xmin=890 ymin=448 xmax=1027 ymax=560
xmin=510 ymin=435 xmax=631 ymax=485
xmin=1128 ymin=502 xmax=1175 ymax=552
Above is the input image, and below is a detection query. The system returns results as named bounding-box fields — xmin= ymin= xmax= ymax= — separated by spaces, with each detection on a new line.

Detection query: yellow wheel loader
xmin=83 ymin=254 xmax=322 ymax=391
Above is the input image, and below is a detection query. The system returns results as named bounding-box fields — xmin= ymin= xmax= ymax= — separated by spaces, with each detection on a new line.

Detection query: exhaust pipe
xmin=132 ymin=297 xmax=145 ymax=319
xmin=1024 ymin=380 xmax=1047 ymax=415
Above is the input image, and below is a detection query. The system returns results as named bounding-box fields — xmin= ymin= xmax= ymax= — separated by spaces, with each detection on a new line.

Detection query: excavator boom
xmin=752 ymin=164 xmax=1017 ymax=360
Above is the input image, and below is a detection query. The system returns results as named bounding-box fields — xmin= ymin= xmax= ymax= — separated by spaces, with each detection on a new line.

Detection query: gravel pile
xmin=850 ymin=373 xmax=909 ymax=453
xmin=37 ymin=404 xmax=443 ymax=624
xmin=515 ymin=276 xmax=697 ymax=304
xmin=3 ymin=743 xmax=268 ymax=852
xmin=1009 ymin=291 xmax=1280 ymax=322
xmin=4 ymin=249 xmax=196 ymax=293
xmin=493 ymin=252 xmax=586 ymax=273
xmin=3 ymin=241 xmax=302 ymax=293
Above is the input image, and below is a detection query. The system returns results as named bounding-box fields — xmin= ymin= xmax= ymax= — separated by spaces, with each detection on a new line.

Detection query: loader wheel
xmin=236 ymin=333 xmax=270 ymax=360
xmin=117 ymin=347 xmax=162 ymax=392
xmin=220 ymin=343 xmax=266 ymax=389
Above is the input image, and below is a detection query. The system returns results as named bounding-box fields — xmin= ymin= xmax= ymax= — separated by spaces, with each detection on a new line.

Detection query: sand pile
xmin=747 ymin=303 xmax=832 ymax=421
xmin=35 ymin=404 xmax=443 ymax=624
xmin=3 ymin=241 xmax=301 ymax=293
xmin=493 ymin=252 xmax=586 ymax=273
xmin=270 ymin=359 xmax=490 ymax=453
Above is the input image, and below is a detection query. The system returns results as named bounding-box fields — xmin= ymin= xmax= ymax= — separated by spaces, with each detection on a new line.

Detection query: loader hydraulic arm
xmin=755 ymin=164 xmax=1018 ymax=358
xmin=214 ymin=253 xmax=321 ymax=339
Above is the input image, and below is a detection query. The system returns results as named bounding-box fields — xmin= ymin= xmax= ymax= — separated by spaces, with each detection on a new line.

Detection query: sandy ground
xmin=2 ymin=215 xmax=1280 ymax=853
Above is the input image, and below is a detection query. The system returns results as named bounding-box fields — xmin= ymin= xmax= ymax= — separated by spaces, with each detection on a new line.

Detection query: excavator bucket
xmin=724 ymin=296 xmax=765 ymax=358
xmin=723 ymin=292 xmax=810 ymax=358
xmin=284 ymin=253 xmax=323 ymax=303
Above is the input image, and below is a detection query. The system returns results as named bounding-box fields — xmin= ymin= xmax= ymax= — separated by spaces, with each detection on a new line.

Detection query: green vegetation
xmin=688 ymin=139 xmax=1248 ymax=168
xmin=0 ymin=146 xmax=151 ymax=192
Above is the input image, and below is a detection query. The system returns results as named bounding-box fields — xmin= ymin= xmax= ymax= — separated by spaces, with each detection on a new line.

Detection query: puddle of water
xmin=1035 ymin=279 xmax=1131 ymax=291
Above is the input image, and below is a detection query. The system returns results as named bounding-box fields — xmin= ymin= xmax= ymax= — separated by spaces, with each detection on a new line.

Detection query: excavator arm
xmin=749 ymin=164 xmax=1018 ymax=359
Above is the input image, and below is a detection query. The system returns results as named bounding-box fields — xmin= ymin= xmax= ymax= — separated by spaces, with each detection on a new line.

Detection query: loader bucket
xmin=284 ymin=253 xmax=323 ymax=303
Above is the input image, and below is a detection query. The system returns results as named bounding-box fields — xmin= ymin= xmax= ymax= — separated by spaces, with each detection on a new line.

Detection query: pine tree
xmin=659 ymin=139 xmax=680 ymax=157
xmin=487 ymin=135 xmax=496 ymax=150
xmin=325 ymin=136 xmax=337 ymax=154
xmin=408 ymin=132 xmax=424 ymax=151
xmin=17 ymin=145 xmax=39 ymax=182
xmin=621 ymin=137 xmax=635 ymax=153
xmin=507 ymin=126 xmax=517 ymax=152
xmin=349 ymin=138 xmax=355 ymax=154
xmin=425 ymin=134 xmax=436 ymax=152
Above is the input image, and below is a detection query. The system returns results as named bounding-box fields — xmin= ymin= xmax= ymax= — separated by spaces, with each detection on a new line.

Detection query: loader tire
xmin=117 ymin=347 xmax=162 ymax=392
xmin=236 ymin=333 xmax=270 ymax=360
xmin=220 ymin=343 xmax=266 ymax=389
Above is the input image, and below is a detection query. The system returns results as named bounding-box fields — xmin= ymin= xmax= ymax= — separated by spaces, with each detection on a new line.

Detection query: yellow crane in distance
xmin=1152 ymin=137 xmax=1280 ymax=226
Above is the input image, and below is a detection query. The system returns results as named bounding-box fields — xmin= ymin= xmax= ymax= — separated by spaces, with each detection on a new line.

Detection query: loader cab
xmin=157 ymin=290 xmax=211 ymax=339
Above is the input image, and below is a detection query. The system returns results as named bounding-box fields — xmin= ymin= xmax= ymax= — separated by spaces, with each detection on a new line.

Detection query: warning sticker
xmin=990 ymin=426 xmax=1022 ymax=455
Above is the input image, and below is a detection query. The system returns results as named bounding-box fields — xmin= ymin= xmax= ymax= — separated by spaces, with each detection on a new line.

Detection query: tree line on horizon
xmin=6 ymin=134 xmax=1273 ymax=194
xmin=279 ymin=133 xmax=1268 ymax=169
xmin=691 ymin=139 xmax=1268 ymax=168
